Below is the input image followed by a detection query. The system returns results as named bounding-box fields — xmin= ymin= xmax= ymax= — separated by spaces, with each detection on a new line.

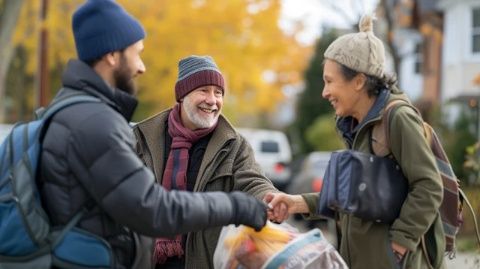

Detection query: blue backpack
xmin=0 ymin=93 xmax=115 ymax=269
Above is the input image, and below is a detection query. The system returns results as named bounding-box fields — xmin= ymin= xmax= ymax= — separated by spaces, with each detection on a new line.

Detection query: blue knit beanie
xmin=175 ymin=55 xmax=225 ymax=101
xmin=72 ymin=0 xmax=145 ymax=62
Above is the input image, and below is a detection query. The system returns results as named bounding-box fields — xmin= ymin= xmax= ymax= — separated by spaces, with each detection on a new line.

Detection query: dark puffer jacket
xmin=39 ymin=60 xmax=260 ymax=268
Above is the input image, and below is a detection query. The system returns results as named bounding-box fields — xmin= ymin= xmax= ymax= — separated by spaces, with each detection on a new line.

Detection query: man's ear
xmin=104 ymin=52 xmax=119 ymax=67
xmin=354 ymin=73 xmax=367 ymax=92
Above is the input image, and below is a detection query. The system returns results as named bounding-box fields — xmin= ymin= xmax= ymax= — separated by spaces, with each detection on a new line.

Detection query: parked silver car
xmin=287 ymin=151 xmax=331 ymax=195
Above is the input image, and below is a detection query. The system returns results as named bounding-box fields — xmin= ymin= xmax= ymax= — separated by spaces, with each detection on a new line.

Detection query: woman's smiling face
xmin=322 ymin=59 xmax=363 ymax=118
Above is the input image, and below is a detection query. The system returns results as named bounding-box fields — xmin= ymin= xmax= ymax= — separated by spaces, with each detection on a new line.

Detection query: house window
xmin=473 ymin=7 xmax=480 ymax=53
xmin=414 ymin=43 xmax=422 ymax=74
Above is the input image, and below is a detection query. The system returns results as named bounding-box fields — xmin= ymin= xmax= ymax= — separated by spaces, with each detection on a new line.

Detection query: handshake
xmin=228 ymin=192 xmax=304 ymax=231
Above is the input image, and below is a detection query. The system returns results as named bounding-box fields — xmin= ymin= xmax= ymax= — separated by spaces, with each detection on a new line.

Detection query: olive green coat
xmin=302 ymin=90 xmax=445 ymax=269
xmin=133 ymin=110 xmax=278 ymax=269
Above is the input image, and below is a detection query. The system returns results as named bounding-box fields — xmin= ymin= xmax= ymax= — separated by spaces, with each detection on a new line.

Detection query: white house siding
xmin=396 ymin=29 xmax=423 ymax=101
xmin=439 ymin=0 xmax=480 ymax=101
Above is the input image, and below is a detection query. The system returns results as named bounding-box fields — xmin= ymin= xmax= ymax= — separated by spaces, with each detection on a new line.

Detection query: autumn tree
xmin=0 ymin=0 xmax=26 ymax=122
xmin=6 ymin=0 xmax=309 ymax=124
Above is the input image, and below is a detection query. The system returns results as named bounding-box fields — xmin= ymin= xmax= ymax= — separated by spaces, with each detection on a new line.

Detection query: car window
xmin=260 ymin=141 xmax=279 ymax=153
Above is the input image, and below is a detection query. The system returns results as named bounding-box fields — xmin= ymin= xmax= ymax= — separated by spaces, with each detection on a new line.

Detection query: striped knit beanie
xmin=175 ymin=55 xmax=225 ymax=101
xmin=324 ymin=14 xmax=385 ymax=79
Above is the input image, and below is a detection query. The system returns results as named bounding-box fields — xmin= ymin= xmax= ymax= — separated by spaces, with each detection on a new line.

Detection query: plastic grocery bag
xmin=213 ymin=222 xmax=348 ymax=269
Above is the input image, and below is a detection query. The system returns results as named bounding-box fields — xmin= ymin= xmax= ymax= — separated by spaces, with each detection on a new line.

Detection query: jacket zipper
xmin=351 ymin=117 xmax=381 ymax=149
xmin=345 ymin=117 xmax=381 ymax=267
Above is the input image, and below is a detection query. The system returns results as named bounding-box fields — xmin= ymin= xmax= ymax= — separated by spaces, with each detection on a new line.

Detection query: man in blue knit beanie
xmin=37 ymin=1 xmax=269 ymax=268
xmin=133 ymin=55 xmax=286 ymax=268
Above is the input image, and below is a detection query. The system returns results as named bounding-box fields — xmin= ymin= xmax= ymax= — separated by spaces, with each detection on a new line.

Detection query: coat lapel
xmin=195 ymin=115 xmax=237 ymax=187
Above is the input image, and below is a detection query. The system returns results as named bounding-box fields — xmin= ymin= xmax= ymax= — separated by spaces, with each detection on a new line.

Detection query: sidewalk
xmin=445 ymin=252 xmax=480 ymax=269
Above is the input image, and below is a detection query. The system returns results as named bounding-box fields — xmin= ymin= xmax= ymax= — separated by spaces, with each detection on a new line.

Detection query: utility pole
xmin=36 ymin=0 xmax=49 ymax=108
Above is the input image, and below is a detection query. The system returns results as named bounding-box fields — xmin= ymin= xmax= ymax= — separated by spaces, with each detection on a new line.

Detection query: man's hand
xmin=266 ymin=197 xmax=288 ymax=223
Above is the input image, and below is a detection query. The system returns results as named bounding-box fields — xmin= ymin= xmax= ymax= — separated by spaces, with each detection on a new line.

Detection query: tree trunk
xmin=380 ymin=0 xmax=401 ymax=79
xmin=0 ymin=0 xmax=25 ymax=122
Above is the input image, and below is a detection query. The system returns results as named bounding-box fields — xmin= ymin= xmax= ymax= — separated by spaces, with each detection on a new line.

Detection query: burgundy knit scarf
xmin=154 ymin=103 xmax=217 ymax=264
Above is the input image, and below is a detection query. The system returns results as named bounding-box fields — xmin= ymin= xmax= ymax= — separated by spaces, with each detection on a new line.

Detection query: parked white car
xmin=237 ymin=128 xmax=293 ymax=190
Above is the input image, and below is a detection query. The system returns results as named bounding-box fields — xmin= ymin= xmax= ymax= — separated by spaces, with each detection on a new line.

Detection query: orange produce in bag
xmin=213 ymin=222 xmax=347 ymax=269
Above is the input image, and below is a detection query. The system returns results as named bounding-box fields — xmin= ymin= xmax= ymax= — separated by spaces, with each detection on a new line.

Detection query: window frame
xmin=413 ymin=42 xmax=423 ymax=74
xmin=472 ymin=6 xmax=480 ymax=54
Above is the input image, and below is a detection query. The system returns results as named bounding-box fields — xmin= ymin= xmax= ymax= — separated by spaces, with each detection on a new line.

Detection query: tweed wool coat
xmin=134 ymin=110 xmax=278 ymax=268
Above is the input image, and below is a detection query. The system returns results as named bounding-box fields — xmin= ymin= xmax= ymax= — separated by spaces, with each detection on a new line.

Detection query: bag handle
xmin=371 ymin=99 xmax=426 ymax=157
xmin=383 ymin=100 xmax=424 ymax=144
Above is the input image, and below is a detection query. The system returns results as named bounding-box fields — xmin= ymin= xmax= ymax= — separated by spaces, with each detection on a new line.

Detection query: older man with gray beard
xmin=134 ymin=55 xmax=283 ymax=269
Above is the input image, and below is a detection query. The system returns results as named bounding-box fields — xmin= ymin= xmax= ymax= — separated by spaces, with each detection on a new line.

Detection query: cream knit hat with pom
xmin=324 ymin=14 xmax=385 ymax=78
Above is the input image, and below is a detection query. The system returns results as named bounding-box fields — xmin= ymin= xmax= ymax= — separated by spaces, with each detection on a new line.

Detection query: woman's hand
xmin=391 ymin=241 xmax=407 ymax=263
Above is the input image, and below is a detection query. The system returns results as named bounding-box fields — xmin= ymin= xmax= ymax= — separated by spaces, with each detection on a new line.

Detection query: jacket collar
xmin=337 ymin=89 xmax=390 ymax=146
xmin=61 ymin=59 xmax=138 ymax=121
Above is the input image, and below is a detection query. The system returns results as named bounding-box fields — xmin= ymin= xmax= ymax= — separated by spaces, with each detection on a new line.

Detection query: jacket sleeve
xmin=232 ymin=135 xmax=279 ymax=199
xmin=299 ymin=193 xmax=325 ymax=220
xmin=66 ymin=110 xmax=236 ymax=237
xmin=388 ymin=106 xmax=443 ymax=251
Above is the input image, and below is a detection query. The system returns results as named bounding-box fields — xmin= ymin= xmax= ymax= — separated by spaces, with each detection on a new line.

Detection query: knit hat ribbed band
xmin=324 ymin=14 xmax=385 ymax=78
xmin=175 ymin=55 xmax=225 ymax=101
xmin=72 ymin=0 xmax=146 ymax=62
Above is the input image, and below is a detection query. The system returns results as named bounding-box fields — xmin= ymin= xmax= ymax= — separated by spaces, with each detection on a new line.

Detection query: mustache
xmin=198 ymin=105 xmax=218 ymax=111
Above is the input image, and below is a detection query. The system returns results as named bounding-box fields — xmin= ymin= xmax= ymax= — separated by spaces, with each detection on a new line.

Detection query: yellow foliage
xmin=13 ymin=0 xmax=311 ymax=123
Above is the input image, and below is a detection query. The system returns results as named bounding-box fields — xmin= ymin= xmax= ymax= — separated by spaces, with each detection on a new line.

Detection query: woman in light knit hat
xmin=265 ymin=15 xmax=445 ymax=269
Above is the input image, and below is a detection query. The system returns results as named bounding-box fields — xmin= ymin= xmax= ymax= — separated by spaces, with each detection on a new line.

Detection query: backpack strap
xmin=49 ymin=207 xmax=88 ymax=248
xmin=40 ymin=93 xmax=101 ymax=121
xmin=371 ymin=100 xmax=414 ymax=157
xmin=35 ymin=88 xmax=83 ymax=119
xmin=49 ymin=198 xmax=97 ymax=249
